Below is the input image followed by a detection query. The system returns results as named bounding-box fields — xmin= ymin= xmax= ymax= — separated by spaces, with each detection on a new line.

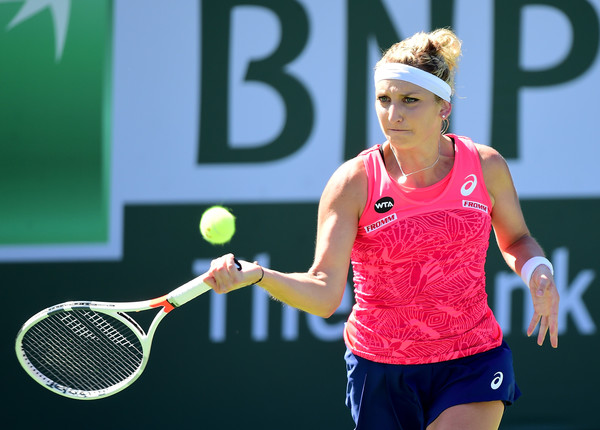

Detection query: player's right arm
xmin=206 ymin=157 xmax=366 ymax=318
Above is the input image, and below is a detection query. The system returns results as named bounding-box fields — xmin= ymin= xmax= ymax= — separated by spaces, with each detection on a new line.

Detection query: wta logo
xmin=374 ymin=197 xmax=394 ymax=213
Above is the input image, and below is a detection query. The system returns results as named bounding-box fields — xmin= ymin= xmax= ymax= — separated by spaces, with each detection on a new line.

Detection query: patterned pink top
xmin=344 ymin=134 xmax=502 ymax=365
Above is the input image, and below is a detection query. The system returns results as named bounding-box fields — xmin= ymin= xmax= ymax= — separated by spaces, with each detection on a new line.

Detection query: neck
xmin=389 ymin=138 xmax=441 ymax=184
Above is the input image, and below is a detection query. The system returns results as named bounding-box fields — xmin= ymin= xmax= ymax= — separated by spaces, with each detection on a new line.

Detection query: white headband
xmin=374 ymin=63 xmax=452 ymax=102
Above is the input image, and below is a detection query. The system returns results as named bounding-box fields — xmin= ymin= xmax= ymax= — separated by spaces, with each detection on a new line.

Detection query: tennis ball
xmin=199 ymin=206 xmax=236 ymax=245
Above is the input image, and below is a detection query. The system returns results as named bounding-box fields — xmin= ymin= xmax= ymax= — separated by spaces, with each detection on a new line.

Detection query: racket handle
xmin=166 ymin=259 xmax=242 ymax=307
xmin=166 ymin=276 xmax=212 ymax=307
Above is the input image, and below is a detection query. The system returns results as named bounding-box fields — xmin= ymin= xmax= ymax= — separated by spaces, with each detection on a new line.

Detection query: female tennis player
xmin=206 ymin=28 xmax=560 ymax=430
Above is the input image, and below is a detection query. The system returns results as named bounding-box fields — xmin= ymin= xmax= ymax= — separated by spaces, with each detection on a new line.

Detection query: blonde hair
xmin=376 ymin=28 xmax=462 ymax=96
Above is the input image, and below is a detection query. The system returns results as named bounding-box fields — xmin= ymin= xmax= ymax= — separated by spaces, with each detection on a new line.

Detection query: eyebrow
xmin=376 ymin=91 xmax=423 ymax=97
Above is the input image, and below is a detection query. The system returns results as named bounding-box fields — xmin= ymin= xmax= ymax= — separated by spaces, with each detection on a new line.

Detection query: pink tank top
xmin=344 ymin=134 xmax=502 ymax=365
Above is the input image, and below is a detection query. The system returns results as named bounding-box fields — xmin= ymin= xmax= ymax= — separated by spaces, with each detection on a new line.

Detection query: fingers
xmin=527 ymin=270 xmax=560 ymax=348
xmin=204 ymin=275 xmax=217 ymax=290
xmin=548 ymin=299 xmax=560 ymax=348
xmin=207 ymin=254 xmax=260 ymax=294
xmin=527 ymin=312 xmax=541 ymax=338
xmin=208 ymin=254 xmax=241 ymax=293
xmin=527 ymin=314 xmax=559 ymax=348
xmin=537 ymin=316 xmax=549 ymax=346
xmin=529 ymin=316 xmax=559 ymax=348
xmin=531 ymin=274 xmax=550 ymax=346
xmin=549 ymin=316 xmax=559 ymax=348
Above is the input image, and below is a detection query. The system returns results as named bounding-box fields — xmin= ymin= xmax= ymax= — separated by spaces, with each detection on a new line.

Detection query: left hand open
xmin=526 ymin=266 xmax=560 ymax=348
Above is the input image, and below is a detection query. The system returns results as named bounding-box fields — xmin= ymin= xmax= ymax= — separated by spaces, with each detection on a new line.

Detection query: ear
xmin=439 ymin=101 xmax=452 ymax=118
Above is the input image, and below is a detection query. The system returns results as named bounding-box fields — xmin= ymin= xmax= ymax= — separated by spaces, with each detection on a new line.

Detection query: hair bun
xmin=429 ymin=28 xmax=462 ymax=73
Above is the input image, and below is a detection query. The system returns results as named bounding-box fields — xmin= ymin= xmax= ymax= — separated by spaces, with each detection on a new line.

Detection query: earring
xmin=441 ymin=117 xmax=449 ymax=134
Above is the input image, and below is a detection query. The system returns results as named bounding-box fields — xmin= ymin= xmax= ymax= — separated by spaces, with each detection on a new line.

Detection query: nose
xmin=388 ymin=102 xmax=403 ymax=122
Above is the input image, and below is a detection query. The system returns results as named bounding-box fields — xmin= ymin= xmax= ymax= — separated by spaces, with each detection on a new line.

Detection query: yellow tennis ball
xmin=200 ymin=206 xmax=236 ymax=245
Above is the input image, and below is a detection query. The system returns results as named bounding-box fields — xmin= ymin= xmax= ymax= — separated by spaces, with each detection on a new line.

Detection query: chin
xmin=387 ymin=134 xmax=413 ymax=145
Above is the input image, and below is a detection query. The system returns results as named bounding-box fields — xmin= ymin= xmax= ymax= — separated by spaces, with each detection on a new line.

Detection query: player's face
xmin=375 ymin=80 xmax=446 ymax=147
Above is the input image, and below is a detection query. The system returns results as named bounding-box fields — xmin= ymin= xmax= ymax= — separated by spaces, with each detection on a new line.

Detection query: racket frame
xmin=15 ymin=273 xmax=212 ymax=400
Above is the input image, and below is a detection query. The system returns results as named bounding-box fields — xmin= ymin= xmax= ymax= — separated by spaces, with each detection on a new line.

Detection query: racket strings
xmin=21 ymin=309 xmax=145 ymax=393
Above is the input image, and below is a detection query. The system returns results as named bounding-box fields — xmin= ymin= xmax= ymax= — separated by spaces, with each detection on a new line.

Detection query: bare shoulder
xmin=320 ymin=155 xmax=367 ymax=218
xmin=474 ymin=143 xmax=518 ymax=210
xmin=327 ymin=156 xmax=366 ymax=188
xmin=474 ymin=143 xmax=512 ymax=184
xmin=475 ymin=143 xmax=505 ymax=167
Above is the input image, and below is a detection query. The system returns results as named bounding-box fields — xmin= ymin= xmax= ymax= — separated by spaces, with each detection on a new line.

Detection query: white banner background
xmin=2 ymin=0 xmax=598 ymax=261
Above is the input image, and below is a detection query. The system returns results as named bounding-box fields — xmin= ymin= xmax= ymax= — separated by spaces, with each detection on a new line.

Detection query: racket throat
xmin=149 ymin=295 xmax=176 ymax=312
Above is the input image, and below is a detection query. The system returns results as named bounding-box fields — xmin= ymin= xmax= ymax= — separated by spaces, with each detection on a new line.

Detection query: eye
xmin=404 ymin=96 xmax=419 ymax=104
xmin=377 ymin=95 xmax=391 ymax=103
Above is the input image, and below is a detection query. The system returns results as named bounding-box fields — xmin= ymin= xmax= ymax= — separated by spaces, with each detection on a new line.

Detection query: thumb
xmin=204 ymin=274 xmax=217 ymax=290
xmin=534 ymin=273 xmax=551 ymax=297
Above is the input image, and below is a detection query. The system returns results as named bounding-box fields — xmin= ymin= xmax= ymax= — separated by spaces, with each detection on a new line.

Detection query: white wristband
xmin=520 ymin=256 xmax=554 ymax=288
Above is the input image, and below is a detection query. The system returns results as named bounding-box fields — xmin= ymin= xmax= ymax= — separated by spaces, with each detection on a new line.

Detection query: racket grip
xmin=166 ymin=259 xmax=241 ymax=307
xmin=166 ymin=276 xmax=212 ymax=307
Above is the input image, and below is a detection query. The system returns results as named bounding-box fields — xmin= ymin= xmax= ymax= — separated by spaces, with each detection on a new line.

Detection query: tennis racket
xmin=15 ymin=261 xmax=238 ymax=400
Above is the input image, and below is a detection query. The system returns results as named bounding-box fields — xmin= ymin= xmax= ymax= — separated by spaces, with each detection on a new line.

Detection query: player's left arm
xmin=477 ymin=143 xmax=559 ymax=348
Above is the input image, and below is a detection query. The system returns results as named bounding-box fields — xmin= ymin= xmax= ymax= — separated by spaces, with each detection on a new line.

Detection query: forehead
xmin=375 ymin=79 xmax=432 ymax=97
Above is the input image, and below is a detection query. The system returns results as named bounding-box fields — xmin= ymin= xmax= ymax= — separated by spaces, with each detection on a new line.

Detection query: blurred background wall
xmin=1 ymin=1 xmax=598 ymax=428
